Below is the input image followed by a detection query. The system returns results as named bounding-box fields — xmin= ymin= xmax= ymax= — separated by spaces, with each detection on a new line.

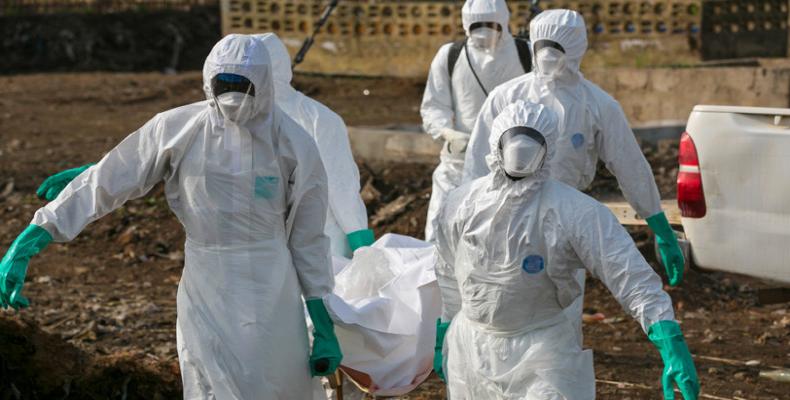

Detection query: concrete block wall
xmin=223 ymin=0 xmax=705 ymax=76
xmin=587 ymin=64 xmax=790 ymax=125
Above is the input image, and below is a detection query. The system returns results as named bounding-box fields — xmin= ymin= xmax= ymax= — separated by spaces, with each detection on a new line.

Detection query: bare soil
xmin=0 ymin=72 xmax=787 ymax=399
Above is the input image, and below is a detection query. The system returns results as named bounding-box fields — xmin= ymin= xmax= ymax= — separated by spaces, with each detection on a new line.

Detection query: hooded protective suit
xmin=462 ymin=9 xmax=662 ymax=216
xmin=256 ymin=33 xmax=371 ymax=258
xmin=462 ymin=9 xmax=666 ymax=345
xmin=434 ymin=100 xmax=675 ymax=399
xmin=30 ymin=35 xmax=332 ymax=399
xmin=33 ymin=33 xmax=371 ymax=260
xmin=421 ymin=0 xmax=526 ymax=242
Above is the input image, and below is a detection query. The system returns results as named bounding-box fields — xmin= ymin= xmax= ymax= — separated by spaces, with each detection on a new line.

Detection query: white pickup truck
xmin=678 ymin=105 xmax=790 ymax=284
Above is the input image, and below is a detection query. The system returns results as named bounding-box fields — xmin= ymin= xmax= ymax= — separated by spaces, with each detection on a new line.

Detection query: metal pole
xmin=292 ymin=0 xmax=340 ymax=69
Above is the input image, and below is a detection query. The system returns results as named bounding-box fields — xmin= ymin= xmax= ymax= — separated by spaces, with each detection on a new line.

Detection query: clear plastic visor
xmin=499 ymin=127 xmax=547 ymax=178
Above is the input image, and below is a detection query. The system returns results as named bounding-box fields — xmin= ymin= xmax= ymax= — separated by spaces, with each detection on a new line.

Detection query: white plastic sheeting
xmin=325 ymin=234 xmax=441 ymax=396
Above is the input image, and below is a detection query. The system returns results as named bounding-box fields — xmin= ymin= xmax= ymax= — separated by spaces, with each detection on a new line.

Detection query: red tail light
xmin=677 ymin=132 xmax=706 ymax=218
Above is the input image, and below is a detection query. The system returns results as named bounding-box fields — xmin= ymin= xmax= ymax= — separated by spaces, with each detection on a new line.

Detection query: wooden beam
xmin=604 ymin=200 xmax=681 ymax=226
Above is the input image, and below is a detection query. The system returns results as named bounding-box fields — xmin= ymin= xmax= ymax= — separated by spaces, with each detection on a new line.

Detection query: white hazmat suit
xmin=31 ymin=35 xmax=332 ymax=399
xmin=257 ymin=33 xmax=371 ymax=258
xmin=254 ymin=34 xmax=438 ymax=398
xmin=463 ymin=9 xmax=662 ymax=217
xmin=421 ymin=0 xmax=527 ymax=242
xmin=462 ymin=9 xmax=664 ymax=345
xmin=435 ymin=100 xmax=675 ymax=399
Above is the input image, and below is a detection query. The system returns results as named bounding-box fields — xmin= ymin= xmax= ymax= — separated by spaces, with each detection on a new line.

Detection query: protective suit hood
xmin=530 ymin=9 xmax=587 ymax=78
xmin=255 ymin=33 xmax=296 ymax=99
xmin=203 ymin=34 xmax=274 ymax=122
xmin=486 ymin=100 xmax=558 ymax=190
xmin=462 ymin=0 xmax=511 ymax=36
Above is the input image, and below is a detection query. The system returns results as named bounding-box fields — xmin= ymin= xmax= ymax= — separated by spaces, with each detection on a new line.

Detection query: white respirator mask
xmin=469 ymin=23 xmax=502 ymax=53
xmin=533 ymin=40 xmax=567 ymax=78
xmin=500 ymin=127 xmax=547 ymax=179
xmin=211 ymin=73 xmax=257 ymax=125
xmin=215 ymin=92 xmax=256 ymax=125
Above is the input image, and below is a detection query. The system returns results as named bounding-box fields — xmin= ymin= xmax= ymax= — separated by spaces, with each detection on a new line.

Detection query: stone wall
xmin=587 ymin=63 xmax=790 ymax=125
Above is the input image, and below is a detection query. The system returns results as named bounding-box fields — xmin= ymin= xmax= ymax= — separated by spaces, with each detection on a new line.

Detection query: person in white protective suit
xmin=0 ymin=34 xmax=343 ymax=399
xmin=34 ymin=33 xmax=374 ymax=260
xmin=420 ymin=0 xmax=531 ymax=242
xmin=462 ymin=9 xmax=686 ymax=346
xmin=256 ymin=33 xmax=374 ymax=258
xmin=433 ymin=100 xmax=699 ymax=399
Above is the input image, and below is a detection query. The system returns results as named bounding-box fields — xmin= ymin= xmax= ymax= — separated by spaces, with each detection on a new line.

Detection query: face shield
xmin=211 ymin=73 xmax=256 ymax=124
xmin=499 ymin=126 xmax=547 ymax=180
xmin=533 ymin=40 xmax=567 ymax=77
xmin=469 ymin=22 xmax=503 ymax=53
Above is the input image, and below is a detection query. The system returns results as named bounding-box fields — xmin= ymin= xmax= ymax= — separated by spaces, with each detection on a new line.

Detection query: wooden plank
xmin=603 ymin=200 xmax=681 ymax=226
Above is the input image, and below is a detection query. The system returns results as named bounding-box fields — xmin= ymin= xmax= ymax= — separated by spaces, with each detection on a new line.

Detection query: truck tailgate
xmin=683 ymin=106 xmax=790 ymax=283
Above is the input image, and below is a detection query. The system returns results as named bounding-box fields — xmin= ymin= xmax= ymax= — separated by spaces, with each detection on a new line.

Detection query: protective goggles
xmin=499 ymin=126 xmax=548 ymax=180
xmin=532 ymin=39 xmax=565 ymax=54
xmin=211 ymin=73 xmax=255 ymax=97
xmin=469 ymin=21 xmax=503 ymax=32
xmin=500 ymin=126 xmax=546 ymax=149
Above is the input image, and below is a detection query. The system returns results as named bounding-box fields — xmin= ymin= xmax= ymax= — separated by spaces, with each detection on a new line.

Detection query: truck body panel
xmin=683 ymin=105 xmax=790 ymax=283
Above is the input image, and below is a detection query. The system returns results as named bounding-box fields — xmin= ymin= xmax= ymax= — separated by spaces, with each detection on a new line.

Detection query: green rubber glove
xmin=346 ymin=229 xmax=374 ymax=253
xmin=646 ymin=212 xmax=685 ymax=286
xmin=36 ymin=163 xmax=94 ymax=201
xmin=0 ymin=225 xmax=52 ymax=310
xmin=648 ymin=321 xmax=699 ymax=400
xmin=434 ymin=318 xmax=451 ymax=382
xmin=305 ymin=298 xmax=342 ymax=377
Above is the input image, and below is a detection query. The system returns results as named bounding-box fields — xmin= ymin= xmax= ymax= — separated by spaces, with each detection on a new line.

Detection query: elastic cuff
xmin=429 ymin=127 xmax=449 ymax=140
xmin=347 ymin=229 xmax=375 ymax=252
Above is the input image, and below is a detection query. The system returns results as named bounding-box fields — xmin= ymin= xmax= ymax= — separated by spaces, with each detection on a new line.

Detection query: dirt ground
xmin=0 ymin=72 xmax=787 ymax=399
